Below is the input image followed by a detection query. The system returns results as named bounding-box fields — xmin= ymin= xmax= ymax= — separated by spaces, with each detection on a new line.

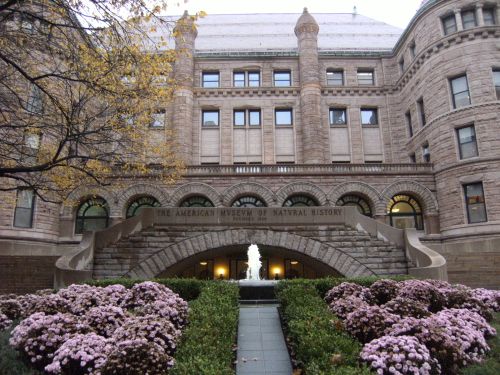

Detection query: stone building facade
xmin=1 ymin=0 xmax=500 ymax=291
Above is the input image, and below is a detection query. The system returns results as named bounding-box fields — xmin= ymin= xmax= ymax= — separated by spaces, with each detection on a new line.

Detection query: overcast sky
xmin=165 ymin=0 xmax=425 ymax=29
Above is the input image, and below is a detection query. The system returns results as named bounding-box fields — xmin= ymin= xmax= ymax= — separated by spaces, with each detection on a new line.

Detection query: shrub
xmin=0 ymin=299 xmax=22 ymax=320
xmin=324 ymin=282 xmax=372 ymax=305
xmin=171 ymin=282 xmax=239 ymax=375
xmin=344 ymin=305 xmax=399 ymax=343
xmin=436 ymin=308 xmax=496 ymax=339
xmin=328 ymin=296 xmax=369 ymax=320
xmin=9 ymin=312 xmax=87 ymax=370
xmin=136 ymin=300 xmax=188 ymax=329
xmin=101 ymin=339 xmax=173 ymax=375
xmin=0 ymin=313 xmax=12 ymax=331
xmin=370 ymin=279 xmax=400 ymax=305
xmin=360 ymin=335 xmax=441 ymax=375
xmin=29 ymin=294 xmax=72 ymax=316
xmin=83 ymin=305 xmax=127 ymax=338
xmin=44 ymin=333 xmax=111 ymax=375
xmin=444 ymin=286 xmax=493 ymax=321
xmin=122 ymin=281 xmax=187 ymax=312
xmin=383 ymin=296 xmax=431 ymax=318
xmin=471 ymin=288 xmax=500 ymax=313
xmin=397 ymin=280 xmax=445 ymax=312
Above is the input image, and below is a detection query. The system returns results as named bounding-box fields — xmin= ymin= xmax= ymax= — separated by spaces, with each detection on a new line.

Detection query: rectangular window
xmin=202 ymin=110 xmax=219 ymax=126
xmin=202 ymin=72 xmax=219 ymax=88
xmin=442 ymin=14 xmax=457 ymax=35
xmin=422 ymin=143 xmax=430 ymax=163
xmin=483 ymin=8 xmax=496 ymax=25
xmin=399 ymin=58 xmax=405 ymax=74
xmin=409 ymin=153 xmax=416 ymax=163
xmin=357 ymin=69 xmax=374 ymax=85
xmin=405 ymin=111 xmax=413 ymax=137
xmin=234 ymin=109 xmax=261 ymax=126
xmin=409 ymin=41 xmax=416 ymax=58
xmin=249 ymin=109 xmax=261 ymax=126
xmin=360 ymin=108 xmax=378 ymax=125
xmin=248 ymin=71 xmax=260 ymax=87
xmin=329 ymin=108 xmax=347 ymax=125
xmin=457 ymin=125 xmax=478 ymax=159
xmin=233 ymin=71 xmax=260 ymax=87
xmin=275 ymin=109 xmax=293 ymax=126
xmin=274 ymin=71 xmax=291 ymax=87
xmin=151 ymin=110 xmax=165 ymax=127
xmin=450 ymin=75 xmax=471 ymax=108
xmin=417 ymin=98 xmax=426 ymax=126
xmin=233 ymin=72 xmax=245 ymax=87
xmin=26 ymin=85 xmax=43 ymax=114
xmin=493 ymin=70 xmax=500 ymax=99
xmin=462 ymin=10 xmax=477 ymax=29
xmin=234 ymin=110 xmax=245 ymax=126
xmin=464 ymin=182 xmax=487 ymax=223
xmin=326 ymin=70 xmax=344 ymax=86
xmin=14 ymin=189 xmax=35 ymax=228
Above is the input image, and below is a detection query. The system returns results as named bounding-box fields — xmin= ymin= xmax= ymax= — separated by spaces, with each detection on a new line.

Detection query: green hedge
xmin=171 ymin=281 xmax=239 ymax=375
xmin=276 ymin=282 xmax=371 ymax=374
xmin=0 ymin=322 xmax=41 ymax=375
xmin=85 ymin=278 xmax=206 ymax=301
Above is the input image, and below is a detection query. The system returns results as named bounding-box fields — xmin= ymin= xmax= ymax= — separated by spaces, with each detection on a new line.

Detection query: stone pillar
xmin=454 ymin=9 xmax=463 ymax=31
xmin=294 ymin=8 xmax=328 ymax=164
xmin=173 ymin=11 xmax=197 ymax=165
xmin=476 ymin=2 xmax=485 ymax=27
xmin=424 ymin=214 xmax=440 ymax=235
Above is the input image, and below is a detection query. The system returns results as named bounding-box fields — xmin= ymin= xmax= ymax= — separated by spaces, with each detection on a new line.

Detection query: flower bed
xmin=0 ymin=281 xmax=189 ymax=375
xmin=326 ymin=279 xmax=500 ymax=375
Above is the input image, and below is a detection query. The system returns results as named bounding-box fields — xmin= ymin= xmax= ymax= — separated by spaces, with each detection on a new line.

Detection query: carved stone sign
xmin=154 ymin=207 xmax=347 ymax=226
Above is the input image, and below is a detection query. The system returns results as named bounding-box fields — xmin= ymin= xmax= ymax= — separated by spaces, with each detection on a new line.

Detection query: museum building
xmin=1 ymin=0 xmax=500 ymax=292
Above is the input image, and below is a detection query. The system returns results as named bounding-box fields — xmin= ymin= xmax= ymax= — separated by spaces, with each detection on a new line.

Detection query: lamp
xmin=273 ymin=267 xmax=281 ymax=280
xmin=217 ymin=268 xmax=225 ymax=280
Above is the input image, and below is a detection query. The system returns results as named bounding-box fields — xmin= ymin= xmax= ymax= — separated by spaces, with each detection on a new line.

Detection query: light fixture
xmin=273 ymin=267 xmax=281 ymax=280
xmin=199 ymin=261 xmax=208 ymax=266
xmin=217 ymin=268 xmax=225 ymax=280
xmin=392 ymin=208 xmax=400 ymax=213
xmin=290 ymin=261 xmax=299 ymax=265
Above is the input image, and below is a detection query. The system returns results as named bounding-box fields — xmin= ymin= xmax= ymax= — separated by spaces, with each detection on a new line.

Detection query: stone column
xmin=294 ymin=8 xmax=329 ymax=164
xmin=173 ymin=11 xmax=197 ymax=165
xmin=476 ymin=2 xmax=485 ymax=27
xmin=454 ymin=9 xmax=463 ymax=31
xmin=424 ymin=214 xmax=440 ymax=235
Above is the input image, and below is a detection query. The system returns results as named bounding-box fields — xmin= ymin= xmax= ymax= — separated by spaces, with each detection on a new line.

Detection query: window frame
xmin=233 ymin=70 xmax=261 ymax=87
xmin=450 ymin=74 xmax=471 ymax=109
xmin=456 ymin=125 xmax=478 ymax=160
xmin=202 ymin=71 xmax=220 ymax=88
xmin=422 ymin=143 xmax=430 ymax=163
xmin=13 ymin=189 xmax=35 ymax=228
xmin=75 ymin=198 xmax=109 ymax=234
xmin=405 ymin=111 xmax=413 ymax=137
xmin=233 ymin=109 xmax=261 ymax=127
xmin=275 ymin=108 xmax=293 ymax=126
xmin=360 ymin=108 xmax=378 ymax=126
xmin=150 ymin=109 xmax=166 ymax=128
xmin=463 ymin=182 xmax=488 ymax=224
xmin=273 ymin=70 xmax=292 ymax=87
xmin=202 ymin=110 xmax=220 ymax=127
xmin=442 ymin=13 xmax=457 ymax=35
xmin=461 ymin=9 xmax=477 ymax=30
xmin=492 ymin=69 xmax=500 ymax=99
xmin=357 ymin=69 xmax=375 ymax=86
xmin=417 ymin=98 xmax=426 ymax=126
xmin=483 ymin=8 xmax=496 ymax=25
xmin=329 ymin=108 xmax=348 ymax=126
xmin=326 ymin=69 xmax=344 ymax=86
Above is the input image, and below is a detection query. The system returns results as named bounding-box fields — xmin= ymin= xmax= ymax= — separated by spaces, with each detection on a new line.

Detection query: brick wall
xmin=0 ymin=256 xmax=58 ymax=294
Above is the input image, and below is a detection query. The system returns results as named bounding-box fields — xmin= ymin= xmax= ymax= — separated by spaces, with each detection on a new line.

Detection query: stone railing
xmin=185 ymin=163 xmax=433 ymax=176
xmin=54 ymin=209 xmax=155 ymax=289
xmin=404 ymin=229 xmax=448 ymax=281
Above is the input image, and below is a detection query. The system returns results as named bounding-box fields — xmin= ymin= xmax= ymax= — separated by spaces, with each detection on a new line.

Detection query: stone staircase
xmin=92 ymin=224 xmax=408 ymax=279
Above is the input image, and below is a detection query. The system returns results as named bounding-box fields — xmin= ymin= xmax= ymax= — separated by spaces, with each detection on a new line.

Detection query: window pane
xmin=274 ymin=72 xmax=291 ymax=86
xmin=14 ymin=189 xmax=34 ymax=228
xmin=458 ymin=126 xmax=478 ymax=159
xmin=451 ymin=76 xmax=468 ymax=94
xmin=493 ymin=71 xmax=500 ymax=99
xmin=357 ymin=71 xmax=374 ymax=85
xmin=203 ymin=111 xmax=219 ymax=126
xmin=202 ymin=73 xmax=219 ymax=88
xmin=451 ymin=76 xmax=470 ymax=108
xmin=443 ymin=15 xmax=457 ymax=34
xmin=465 ymin=183 xmax=487 ymax=223
xmin=248 ymin=72 xmax=260 ymax=87
xmin=234 ymin=72 xmax=245 ymax=87
xmin=275 ymin=109 xmax=292 ymax=125
xmin=151 ymin=112 xmax=165 ymax=127
xmin=361 ymin=109 xmax=378 ymax=125
xmin=234 ymin=110 xmax=245 ymax=126
xmin=329 ymin=109 xmax=346 ymax=125
xmin=327 ymin=71 xmax=343 ymax=85
xmin=454 ymin=91 xmax=471 ymax=108
xmin=249 ymin=110 xmax=261 ymax=125
xmin=483 ymin=9 xmax=495 ymax=25
xmin=462 ymin=10 xmax=476 ymax=29
xmin=17 ymin=189 xmax=34 ymax=208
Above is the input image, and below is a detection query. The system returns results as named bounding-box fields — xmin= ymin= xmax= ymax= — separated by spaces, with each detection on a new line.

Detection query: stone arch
xmin=328 ymin=182 xmax=381 ymax=215
xmin=222 ymin=183 xmax=276 ymax=207
xmin=170 ymin=183 xmax=222 ymax=207
xmin=381 ymin=180 xmax=438 ymax=214
xmin=275 ymin=182 xmax=327 ymax=207
xmin=61 ymin=186 xmax=118 ymax=217
xmin=118 ymin=184 xmax=169 ymax=217
xmin=125 ymin=229 xmax=376 ymax=279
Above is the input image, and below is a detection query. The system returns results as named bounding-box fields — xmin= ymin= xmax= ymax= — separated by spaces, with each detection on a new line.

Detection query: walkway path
xmin=236 ymin=305 xmax=293 ymax=375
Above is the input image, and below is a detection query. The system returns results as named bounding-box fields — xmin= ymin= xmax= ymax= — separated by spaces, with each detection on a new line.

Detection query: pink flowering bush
xmin=100 ymin=339 xmax=174 ymax=375
xmin=383 ymin=296 xmax=431 ymax=319
xmin=0 ymin=298 xmax=22 ymax=319
xmin=344 ymin=305 xmax=399 ymax=343
xmin=113 ymin=315 xmax=181 ymax=355
xmin=328 ymin=296 xmax=370 ymax=319
xmin=0 ymin=312 xmax=12 ymax=331
xmin=436 ymin=308 xmax=496 ymax=339
xmin=30 ymin=293 xmax=73 ymax=316
xmin=471 ymin=288 xmax=500 ymax=312
xmin=44 ymin=333 xmax=111 ymax=375
xmin=396 ymin=280 xmax=445 ymax=312
xmin=443 ymin=286 xmax=493 ymax=321
xmin=360 ymin=335 xmax=441 ymax=375
xmin=136 ymin=300 xmax=188 ymax=329
xmin=370 ymin=279 xmax=400 ymax=305
xmin=83 ymin=305 xmax=127 ymax=338
xmin=9 ymin=312 xmax=88 ymax=370
xmin=324 ymin=282 xmax=373 ymax=304
xmin=101 ymin=284 xmax=129 ymax=306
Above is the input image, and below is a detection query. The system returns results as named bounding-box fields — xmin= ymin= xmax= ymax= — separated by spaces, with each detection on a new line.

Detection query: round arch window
xmin=126 ymin=196 xmax=160 ymax=218
xmin=283 ymin=195 xmax=318 ymax=207
xmin=180 ymin=195 xmax=214 ymax=207
xmin=232 ymin=196 xmax=266 ymax=207
xmin=336 ymin=194 xmax=372 ymax=217
xmin=387 ymin=194 xmax=423 ymax=230
xmin=75 ymin=198 xmax=109 ymax=234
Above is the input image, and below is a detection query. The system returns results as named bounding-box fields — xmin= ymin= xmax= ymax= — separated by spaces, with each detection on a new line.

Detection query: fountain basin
xmin=238 ymin=279 xmax=279 ymax=302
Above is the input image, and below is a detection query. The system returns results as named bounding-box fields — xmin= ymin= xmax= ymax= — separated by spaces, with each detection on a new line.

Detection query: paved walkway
xmin=236 ymin=305 xmax=293 ymax=375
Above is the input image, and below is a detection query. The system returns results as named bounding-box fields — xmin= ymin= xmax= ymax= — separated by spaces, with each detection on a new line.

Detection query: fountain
xmin=246 ymin=244 xmax=262 ymax=280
